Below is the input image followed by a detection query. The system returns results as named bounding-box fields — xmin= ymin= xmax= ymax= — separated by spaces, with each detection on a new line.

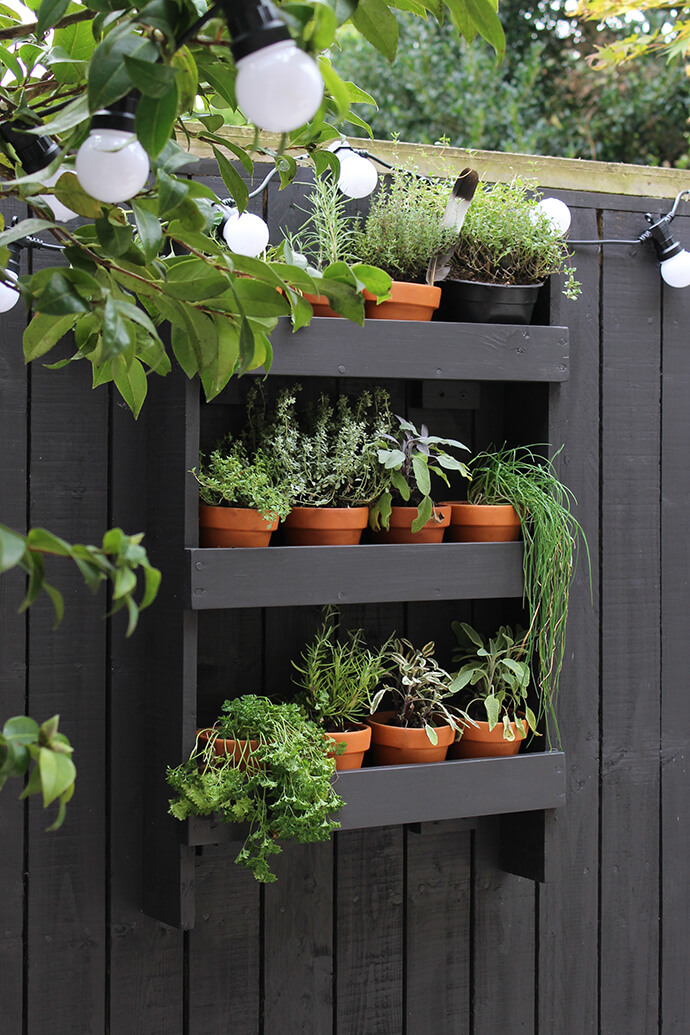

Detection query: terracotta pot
xmin=364 ymin=281 xmax=441 ymax=321
xmin=199 ymin=504 xmax=279 ymax=548
xmin=449 ymin=719 xmax=526 ymax=759
xmin=302 ymin=292 xmax=343 ymax=318
xmin=197 ymin=729 xmax=261 ymax=772
xmin=442 ymin=501 xmax=521 ymax=543
xmin=373 ymin=505 xmax=451 ymax=544
xmin=434 ymin=279 xmax=543 ymax=325
xmin=283 ymin=506 xmax=369 ymax=546
xmin=324 ymin=724 xmax=372 ymax=770
xmin=366 ymin=711 xmax=455 ymax=765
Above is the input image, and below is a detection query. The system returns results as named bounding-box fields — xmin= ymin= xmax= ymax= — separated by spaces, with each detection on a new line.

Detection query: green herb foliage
xmin=244 ymin=383 xmax=394 ymax=508
xmin=451 ymin=179 xmax=580 ymax=298
xmin=289 ymin=173 xmax=363 ymax=270
xmin=167 ymin=696 xmax=343 ymax=883
xmin=193 ymin=436 xmax=292 ymax=522
xmin=370 ymin=416 xmax=471 ymax=533
xmin=370 ymin=639 xmax=475 ymax=745
xmin=467 ymin=445 xmax=589 ymax=747
xmin=293 ymin=608 xmax=392 ymax=732
xmin=356 ymin=166 xmax=458 ymax=284
xmin=450 ymin=623 xmax=538 ymax=741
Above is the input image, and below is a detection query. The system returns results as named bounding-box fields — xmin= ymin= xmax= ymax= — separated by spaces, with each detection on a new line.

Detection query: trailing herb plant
xmin=370 ymin=638 xmax=475 ymax=745
xmin=193 ymin=436 xmax=292 ymax=523
xmin=466 ymin=445 xmax=589 ymax=747
xmin=243 ymin=383 xmax=394 ymax=508
xmin=356 ymin=165 xmax=458 ymax=284
xmin=450 ymin=623 xmax=538 ymax=741
xmin=450 ymin=178 xmax=581 ymax=299
xmin=369 ymin=416 xmax=472 ymax=533
xmin=0 ymin=714 xmax=76 ymax=831
xmin=293 ymin=608 xmax=392 ymax=732
xmin=167 ymin=696 xmax=343 ymax=883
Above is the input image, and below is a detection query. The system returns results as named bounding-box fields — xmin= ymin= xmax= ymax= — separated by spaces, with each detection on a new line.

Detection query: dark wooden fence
xmin=1 ymin=152 xmax=688 ymax=1034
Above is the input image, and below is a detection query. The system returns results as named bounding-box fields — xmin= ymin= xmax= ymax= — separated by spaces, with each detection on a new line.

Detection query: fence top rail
xmin=178 ymin=123 xmax=690 ymax=202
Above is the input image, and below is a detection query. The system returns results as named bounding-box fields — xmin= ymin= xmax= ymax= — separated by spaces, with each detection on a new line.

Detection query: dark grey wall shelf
xmin=187 ymin=541 xmax=525 ymax=610
xmin=185 ymin=751 xmax=566 ymax=847
xmin=252 ymin=317 xmax=570 ymax=382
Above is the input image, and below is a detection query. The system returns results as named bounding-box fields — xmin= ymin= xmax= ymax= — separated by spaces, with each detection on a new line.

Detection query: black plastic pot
xmin=434 ymin=278 xmax=543 ymax=325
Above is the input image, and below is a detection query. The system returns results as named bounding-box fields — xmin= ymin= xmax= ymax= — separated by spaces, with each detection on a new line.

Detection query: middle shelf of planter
xmin=187 ymin=541 xmax=524 ymax=609
xmin=183 ymin=750 xmax=566 ymax=846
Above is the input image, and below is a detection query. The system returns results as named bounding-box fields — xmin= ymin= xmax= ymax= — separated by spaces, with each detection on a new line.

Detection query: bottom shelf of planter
xmin=184 ymin=750 xmax=566 ymax=847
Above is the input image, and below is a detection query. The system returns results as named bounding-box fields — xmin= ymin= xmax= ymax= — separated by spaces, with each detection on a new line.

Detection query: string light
xmin=75 ymin=94 xmax=150 ymax=204
xmin=0 ymin=124 xmax=77 ymax=222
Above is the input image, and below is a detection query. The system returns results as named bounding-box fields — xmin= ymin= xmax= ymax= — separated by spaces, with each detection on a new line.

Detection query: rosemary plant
xmin=293 ymin=609 xmax=392 ymax=731
xmin=167 ymin=696 xmax=343 ymax=883
xmin=467 ymin=445 xmax=589 ymax=748
xmin=243 ymin=383 xmax=394 ymax=508
xmin=288 ymin=172 xmax=362 ymax=270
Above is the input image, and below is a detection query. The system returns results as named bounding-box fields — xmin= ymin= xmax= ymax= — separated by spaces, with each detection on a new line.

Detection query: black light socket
xmin=7 ymin=241 xmax=21 ymax=276
xmin=220 ymin=0 xmax=291 ymax=62
xmin=0 ymin=123 xmax=60 ymax=174
xmin=89 ymin=92 xmax=140 ymax=133
xmin=647 ymin=218 xmax=683 ymax=262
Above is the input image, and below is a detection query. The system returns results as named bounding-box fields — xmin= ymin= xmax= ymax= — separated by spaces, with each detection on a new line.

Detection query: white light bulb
xmin=0 ymin=270 xmax=20 ymax=312
xmin=222 ymin=210 xmax=270 ymax=256
xmin=336 ymin=151 xmax=378 ymax=199
xmin=532 ymin=197 xmax=572 ymax=235
xmin=235 ymin=40 xmax=324 ymax=133
xmin=76 ymin=129 xmax=150 ymax=204
xmin=36 ymin=169 xmax=78 ymax=223
xmin=660 ymin=249 xmax=690 ymax=288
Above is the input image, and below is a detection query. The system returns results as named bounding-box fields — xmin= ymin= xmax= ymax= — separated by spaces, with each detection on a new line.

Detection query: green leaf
xmin=0 ymin=218 xmax=55 ymax=247
xmin=124 ymin=54 xmax=177 ymax=98
xmin=2 ymin=716 xmax=39 ymax=744
xmin=423 ymin=723 xmax=439 ymax=746
xmin=157 ymin=169 xmax=189 ymax=219
xmin=318 ymin=57 xmax=350 ymax=120
xmin=36 ymin=0 xmax=69 ymax=37
xmin=445 ymin=0 xmax=504 ymax=56
xmin=351 ymin=0 xmax=399 ymax=61
xmin=37 ymin=272 xmax=90 ymax=316
xmin=25 ymin=528 xmax=71 ymax=555
xmin=41 ymin=94 xmax=91 ymax=135
xmin=485 ymin=693 xmax=500 ymax=730
xmin=23 ymin=312 xmax=78 ymax=362
xmin=38 ymin=747 xmax=76 ymax=807
xmin=95 ymin=214 xmax=133 ymax=257
xmin=88 ymin=29 xmax=159 ymax=112
xmin=411 ymin=494 xmax=433 ymax=533
xmin=136 ymin=80 xmax=179 ymax=158
xmin=352 ymin=264 xmax=391 ymax=296
xmin=112 ymin=355 xmax=147 ymax=418
xmin=131 ymin=199 xmax=163 ymax=264
xmin=52 ymin=172 xmax=103 ymax=219
xmin=412 ymin=454 xmax=431 ymax=497
xmin=211 ymin=145 xmax=248 ymax=212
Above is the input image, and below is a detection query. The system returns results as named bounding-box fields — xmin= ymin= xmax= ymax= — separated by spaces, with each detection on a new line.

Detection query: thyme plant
xmin=356 ymin=166 xmax=458 ymax=283
xmin=467 ymin=445 xmax=589 ymax=748
xmin=293 ymin=609 xmax=392 ymax=731
xmin=167 ymin=696 xmax=343 ymax=883
xmin=243 ymin=383 xmax=394 ymax=508
xmin=451 ymin=179 xmax=580 ymax=299
xmin=450 ymin=623 xmax=538 ymax=741
xmin=193 ymin=436 xmax=292 ymax=522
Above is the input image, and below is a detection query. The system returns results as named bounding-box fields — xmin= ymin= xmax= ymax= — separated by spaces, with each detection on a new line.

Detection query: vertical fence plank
xmin=405 ymin=825 xmax=472 ymax=1035
xmin=336 ymin=827 xmax=404 ymax=1035
xmin=25 ymin=347 xmax=108 ymax=1034
xmin=263 ymin=841 xmax=334 ymax=1034
xmin=659 ymin=212 xmax=690 ymax=1034
xmin=538 ymin=198 xmax=601 ymax=1033
xmin=600 ymin=209 xmax=661 ymax=1034
xmin=0 ymin=199 xmax=30 ymax=1031
xmin=109 ymin=395 xmax=185 ymax=1033
xmin=188 ymin=846 xmax=261 ymax=1035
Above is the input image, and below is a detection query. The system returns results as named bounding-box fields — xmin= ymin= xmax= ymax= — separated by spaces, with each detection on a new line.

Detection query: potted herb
xmin=167 ymin=696 xmax=343 ymax=883
xmin=369 ymin=415 xmax=471 ymax=542
xmin=367 ymin=638 xmax=474 ymax=764
xmin=292 ymin=608 xmax=392 ymax=769
xmin=449 ymin=622 xmax=538 ymax=758
xmin=452 ymin=445 xmax=588 ymax=748
xmin=275 ymin=173 xmax=391 ymax=319
xmin=356 ymin=164 xmax=458 ymax=320
xmin=244 ymin=383 xmax=393 ymax=545
xmin=194 ymin=437 xmax=292 ymax=548
xmin=437 ymin=177 xmax=580 ymax=324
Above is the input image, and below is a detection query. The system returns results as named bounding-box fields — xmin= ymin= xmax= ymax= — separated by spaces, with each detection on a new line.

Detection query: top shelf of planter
xmin=246 ymin=317 xmax=569 ymax=383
